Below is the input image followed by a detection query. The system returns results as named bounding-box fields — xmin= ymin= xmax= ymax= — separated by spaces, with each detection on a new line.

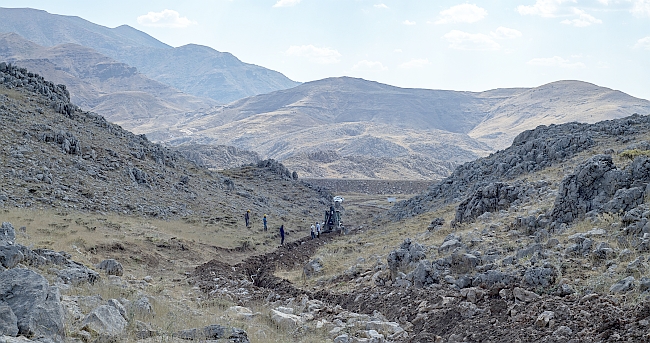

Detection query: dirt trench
xmin=192 ymin=232 xmax=650 ymax=343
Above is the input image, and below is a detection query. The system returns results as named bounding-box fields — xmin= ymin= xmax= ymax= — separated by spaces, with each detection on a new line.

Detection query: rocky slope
xmin=0 ymin=32 xmax=218 ymax=127
xmin=0 ymin=7 xmax=300 ymax=103
xmin=0 ymin=61 xmax=328 ymax=224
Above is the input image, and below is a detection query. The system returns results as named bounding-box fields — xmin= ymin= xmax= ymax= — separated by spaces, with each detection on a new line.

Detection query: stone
xmin=365 ymin=321 xmax=404 ymax=336
xmin=438 ymin=239 xmax=463 ymax=254
xmin=524 ymin=266 xmax=556 ymax=287
xmin=334 ymin=334 xmax=350 ymax=343
xmin=535 ymin=311 xmax=555 ymax=328
xmin=134 ymin=320 xmax=158 ymax=339
xmin=0 ymin=301 xmax=19 ymax=336
xmin=0 ymin=222 xmax=16 ymax=246
xmin=553 ymin=325 xmax=573 ymax=337
xmin=96 ymin=259 xmax=123 ymax=276
xmin=0 ymin=246 xmax=24 ymax=269
xmin=304 ymin=258 xmax=324 ymax=278
xmin=555 ymin=284 xmax=575 ymax=296
xmin=270 ymin=309 xmax=304 ymax=328
xmin=107 ymin=299 xmax=127 ymax=319
xmin=513 ymin=287 xmax=540 ymax=302
xmin=427 ymin=218 xmax=445 ymax=231
xmin=458 ymin=301 xmax=478 ymax=318
xmin=81 ymin=305 xmax=127 ymax=338
xmin=173 ymin=325 xmax=249 ymax=342
xmin=132 ymin=296 xmax=154 ymax=316
xmin=640 ymin=277 xmax=650 ymax=292
xmin=387 ymin=239 xmax=426 ymax=277
xmin=0 ymin=268 xmax=65 ymax=342
xmin=56 ymin=263 xmax=100 ymax=285
xmin=226 ymin=306 xmax=258 ymax=320
xmin=455 ymin=182 xmax=527 ymax=224
xmin=610 ymin=276 xmax=635 ymax=293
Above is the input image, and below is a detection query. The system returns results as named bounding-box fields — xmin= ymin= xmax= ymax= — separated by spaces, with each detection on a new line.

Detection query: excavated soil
xmin=193 ymin=230 xmax=650 ymax=343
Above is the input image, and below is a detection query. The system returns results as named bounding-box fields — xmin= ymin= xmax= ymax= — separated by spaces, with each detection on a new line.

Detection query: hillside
xmin=0 ymin=32 xmax=217 ymax=126
xmin=0 ymin=7 xmax=300 ymax=103
xmin=150 ymin=77 xmax=650 ymax=180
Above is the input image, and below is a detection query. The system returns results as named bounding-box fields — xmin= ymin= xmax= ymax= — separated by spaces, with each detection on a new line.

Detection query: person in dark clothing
xmin=280 ymin=225 xmax=285 ymax=245
xmin=263 ymin=214 xmax=268 ymax=231
xmin=244 ymin=210 xmax=250 ymax=228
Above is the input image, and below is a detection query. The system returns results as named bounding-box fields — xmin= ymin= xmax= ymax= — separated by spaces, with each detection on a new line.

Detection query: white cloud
xmin=634 ymin=36 xmax=650 ymax=49
xmin=399 ymin=58 xmax=430 ymax=69
xmin=136 ymin=9 xmax=196 ymax=28
xmin=527 ymin=56 xmax=586 ymax=68
xmin=374 ymin=3 xmax=389 ymax=9
xmin=403 ymin=20 xmax=416 ymax=25
xmin=632 ymin=0 xmax=650 ymax=17
xmin=517 ymin=0 xmax=575 ymax=18
xmin=443 ymin=30 xmax=500 ymax=50
xmin=434 ymin=4 xmax=488 ymax=24
xmin=273 ymin=0 xmax=301 ymax=8
xmin=561 ymin=8 xmax=602 ymax=26
xmin=285 ymin=45 xmax=342 ymax=64
xmin=394 ymin=49 xmax=403 ymax=53
xmin=491 ymin=27 xmax=522 ymax=39
xmin=352 ymin=60 xmax=388 ymax=71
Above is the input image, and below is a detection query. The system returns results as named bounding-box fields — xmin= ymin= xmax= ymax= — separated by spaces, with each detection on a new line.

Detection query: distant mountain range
xmin=143 ymin=77 xmax=650 ymax=179
xmin=2 ymin=7 xmax=649 ymax=180
xmin=0 ymin=7 xmax=300 ymax=104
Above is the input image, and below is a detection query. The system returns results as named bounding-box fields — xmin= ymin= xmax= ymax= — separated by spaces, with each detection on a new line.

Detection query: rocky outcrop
xmin=389 ymin=114 xmax=650 ymax=220
xmin=96 ymin=259 xmax=123 ymax=276
xmin=551 ymin=155 xmax=650 ymax=225
xmin=0 ymin=268 xmax=65 ymax=342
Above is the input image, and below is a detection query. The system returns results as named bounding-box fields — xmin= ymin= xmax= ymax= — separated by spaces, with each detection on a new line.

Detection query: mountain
xmin=469 ymin=80 xmax=650 ymax=149
xmin=0 ymin=7 xmax=300 ymax=103
xmin=0 ymin=32 xmax=217 ymax=125
xmin=143 ymin=77 xmax=650 ymax=180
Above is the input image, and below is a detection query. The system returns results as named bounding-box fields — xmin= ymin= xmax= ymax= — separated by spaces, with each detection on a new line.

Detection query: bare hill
xmin=470 ymin=80 xmax=650 ymax=149
xmin=148 ymin=77 xmax=650 ymax=180
xmin=0 ymin=7 xmax=300 ymax=103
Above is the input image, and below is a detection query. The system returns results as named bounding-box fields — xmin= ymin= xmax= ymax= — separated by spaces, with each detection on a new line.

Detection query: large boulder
xmin=96 ymin=259 xmax=123 ymax=276
xmin=0 ymin=268 xmax=65 ymax=342
xmin=56 ymin=262 xmax=100 ymax=285
xmin=81 ymin=305 xmax=127 ymax=339
xmin=387 ymin=239 xmax=426 ymax=278
xmin=454 ymin=182 xmax=526 ymax=224
xmin=270 ymin=309 xmax=304 ymax=328
xmin=303 ymin=258 xmax=323 ymax=278
xmin=0 ymin=246 xmax=24 ymax=269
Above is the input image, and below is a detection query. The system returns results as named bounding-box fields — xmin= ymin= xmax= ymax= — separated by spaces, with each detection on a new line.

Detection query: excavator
xmin=323 ymin=196 xmax=345 ymax=233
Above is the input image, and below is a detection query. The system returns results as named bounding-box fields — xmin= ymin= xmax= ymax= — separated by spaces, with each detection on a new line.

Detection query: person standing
xmin=279 ymin=225 xmax=285 ymax=245
xmin=310 ymin=223 xmax=316 ymax=239
xmin=244 ymin=210 xmax=250 ymax=228
xmin=263 ymin=214 xmax=268 ymax=231
xmin=316 ymin=222 xmax=321 ymax=238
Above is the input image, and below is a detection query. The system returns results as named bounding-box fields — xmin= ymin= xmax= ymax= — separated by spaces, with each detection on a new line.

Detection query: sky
xmin=1 ymin=0 xmax=649 ymax=99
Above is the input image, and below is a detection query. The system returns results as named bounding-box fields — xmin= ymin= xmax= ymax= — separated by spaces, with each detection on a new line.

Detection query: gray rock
xmin=454 ymin=182 xmax=527 ymax=224
xmin=56 ymin=262 xmax=99 ymax=285
xmin=174 ymin=324 xmax=249 ymax=342
xmin=438 ymin=239 xmax=463 ymax=254
xmin=513 ymin=287 xmax=540 ymax=302
xmin=535 ymin=311 xmax=555 ymax=328
xmin=0 ymin=268 xmax=65 ymax=342
xmin=555 ymin=284 xmax=575 ymax=296
xmin=407 ymin=260 xmax=440 ymax=288
xmin=387 ymin=239 xmax=426 ymax=277
xmin=132 ymin=296 xmax=154 ymax=316
xmin=96 ymin=259 xmax=123 ymax=276
xmin=304 ymin=258 xmax=324 ymax=278
xmin=81 ymin=305 xmax=127 ymax=338
xmin=0 ymin=246 xmax=24 ymax=269
xmin=553 ymin=325 xmax=573 ymax=337
xmin=610 ymin=276 xmax=635 ymax=293
xmin=0 ymin=300 xmax=19 ymax=336
xmin=524 ymin=266 xmax=556 ymax=287
xmin=640 ymin=277 xmax=650 ymax=292
xmin=334 ymin=334 xmax=350 ymax=343
xmin=107 ymin=299 xmax=127 ymax=319
xmin=427 ymin=218 xmax=445 ymax=231
xmin=0 ymin=222 xmax=16 ymax=246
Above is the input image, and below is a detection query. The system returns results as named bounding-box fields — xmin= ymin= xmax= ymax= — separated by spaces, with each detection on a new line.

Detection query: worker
xmin=315 ymin=222 xmax=320 ymax=238
xmin=310 ymin=223 xmax=316 ymax=239
xmin=244 ymin=210 xmax=250 ymax=228
xmin=263 ymin=214 xmax=268 ymax=231
xmin=279 ymin=225 xmax=285 ymax=245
